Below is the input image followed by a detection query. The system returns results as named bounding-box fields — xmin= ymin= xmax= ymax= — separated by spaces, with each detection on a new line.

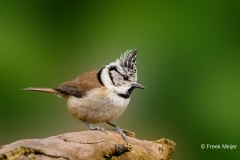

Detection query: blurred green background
xmin=1 ymin=1 xmax=240 ymax=159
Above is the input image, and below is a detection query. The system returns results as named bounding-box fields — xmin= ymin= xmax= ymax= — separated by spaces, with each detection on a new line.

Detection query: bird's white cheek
xmin=108 ymin=91 xmax=130 ymax=108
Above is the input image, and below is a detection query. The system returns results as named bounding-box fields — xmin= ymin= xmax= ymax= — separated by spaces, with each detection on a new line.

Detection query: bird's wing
xmin=53 ymin=69 xmax=103 ymax=98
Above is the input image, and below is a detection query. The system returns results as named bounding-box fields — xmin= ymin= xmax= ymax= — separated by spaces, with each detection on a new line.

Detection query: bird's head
xmin=99 ymin=49 xmax=145 ymax=98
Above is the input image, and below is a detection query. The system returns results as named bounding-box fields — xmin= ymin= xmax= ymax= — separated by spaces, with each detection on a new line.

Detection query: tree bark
xmin=0 ymin=130 xmax=176 ymax=160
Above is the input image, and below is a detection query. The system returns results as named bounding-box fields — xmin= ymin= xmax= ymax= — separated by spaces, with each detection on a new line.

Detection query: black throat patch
xmin=117 ymin=87 xmax=135 ymax=99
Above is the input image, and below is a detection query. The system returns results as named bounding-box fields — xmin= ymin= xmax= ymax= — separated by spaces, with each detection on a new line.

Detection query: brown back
xmin=53 ymin=69 xmax=103 ymax=98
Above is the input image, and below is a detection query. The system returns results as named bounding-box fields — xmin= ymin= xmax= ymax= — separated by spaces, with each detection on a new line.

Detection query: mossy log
xmin=0 ymin=130 xmax=176 ymax=160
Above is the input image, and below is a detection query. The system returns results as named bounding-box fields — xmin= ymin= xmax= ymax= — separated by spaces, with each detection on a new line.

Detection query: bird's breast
xmin=67 ymin=87 xmax=130 ymax=123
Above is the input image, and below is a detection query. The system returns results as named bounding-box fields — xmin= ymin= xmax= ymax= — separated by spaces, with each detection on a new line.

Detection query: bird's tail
xmin=22 ymin=87 xmax=59 ymax=94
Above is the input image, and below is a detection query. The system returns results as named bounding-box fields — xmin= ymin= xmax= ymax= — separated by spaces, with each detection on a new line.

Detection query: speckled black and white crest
xmin=117 ymin=49 xmax=138 ymax=72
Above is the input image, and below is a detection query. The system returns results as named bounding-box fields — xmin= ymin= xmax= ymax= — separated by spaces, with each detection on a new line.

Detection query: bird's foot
xmin=115 ymin=126 xmax=128 ymax=143
xmin=106 ymin=122 xmax=128 ymax=143
xmin=116 ymin=126 xmax=128 ymax=143
xmin=89 ymin=125 xmax=105 ymax=132
xmin=82 ymin=120 xmax=105 ymax=132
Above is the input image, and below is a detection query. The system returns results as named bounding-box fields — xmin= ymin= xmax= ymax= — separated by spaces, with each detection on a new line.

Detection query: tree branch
xmin=0 ymin=130 xmax=176 ymax=160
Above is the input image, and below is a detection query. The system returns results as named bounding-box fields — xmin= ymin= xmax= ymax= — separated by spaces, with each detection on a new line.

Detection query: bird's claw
xmin=89 ymin=126 xmax=105 ymax=132
xmin=115 ymin=126 xmax=128 ymax=143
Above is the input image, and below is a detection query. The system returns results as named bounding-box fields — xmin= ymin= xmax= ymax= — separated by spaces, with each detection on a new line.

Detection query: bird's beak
xmin=132 ymin=82 xmax=145 ymax=89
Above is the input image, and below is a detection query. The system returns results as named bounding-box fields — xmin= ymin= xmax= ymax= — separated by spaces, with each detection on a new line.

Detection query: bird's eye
xmin=123 ymin=75 xmax=128 ymax=81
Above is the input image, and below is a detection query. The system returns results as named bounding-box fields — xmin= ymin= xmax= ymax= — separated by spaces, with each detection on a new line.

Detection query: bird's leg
xmin=106 ymin=122 xmax=128 ymax=143
xmin=82 ymin=120 xmax=105 ymax=132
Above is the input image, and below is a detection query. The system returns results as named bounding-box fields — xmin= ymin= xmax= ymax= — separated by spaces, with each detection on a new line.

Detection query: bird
xmin=23 ymin=49 xmax=145 ymax=142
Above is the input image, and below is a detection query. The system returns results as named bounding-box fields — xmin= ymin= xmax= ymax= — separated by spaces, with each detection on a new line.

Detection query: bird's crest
xmin=117 ymin=49 xmax=138 ymax=72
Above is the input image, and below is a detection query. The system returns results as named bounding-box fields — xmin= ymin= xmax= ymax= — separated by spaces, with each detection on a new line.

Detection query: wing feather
xmin=53 ymin=70 xmax=103 ymax=98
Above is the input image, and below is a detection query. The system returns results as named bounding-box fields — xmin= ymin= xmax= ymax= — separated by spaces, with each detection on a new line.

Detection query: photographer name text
xmin=201 ymin=144 xmax=237 ymax=150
